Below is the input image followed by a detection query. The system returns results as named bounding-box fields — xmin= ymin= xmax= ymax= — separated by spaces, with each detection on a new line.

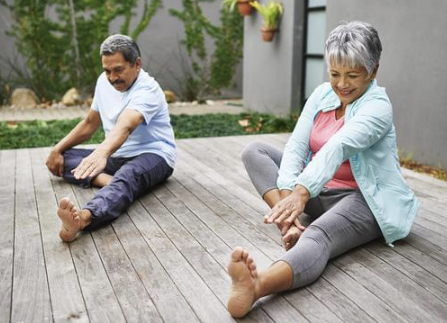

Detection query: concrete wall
xmin=243 ymin=0 xmax=306 ymax=116
xmin=326 ymin=0 xmax=447 ymax=169
xmin=0 ymin=1 xmax=241 ymax=99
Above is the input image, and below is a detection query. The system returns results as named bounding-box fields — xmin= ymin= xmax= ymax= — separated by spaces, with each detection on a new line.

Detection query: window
xmin=302 ymin=0 xmax=326 ymax=102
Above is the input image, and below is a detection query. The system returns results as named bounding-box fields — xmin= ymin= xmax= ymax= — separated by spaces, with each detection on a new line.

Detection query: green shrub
xmin=0 ymin=113 xmax=296 ymax=150
xmin=169 ymin=0 xmax=243 ymax=102
xmin=0 ymin=0 xmax=162 ymax=100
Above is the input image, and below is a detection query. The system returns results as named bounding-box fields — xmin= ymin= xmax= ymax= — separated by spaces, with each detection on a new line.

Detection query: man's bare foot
xmin=282 ymin=225 xmax=302 ymax=251
xmin=57 ymin=197 xmax=81 ymax=242
xmin=227 ymin=247 xmax=263 ymax=318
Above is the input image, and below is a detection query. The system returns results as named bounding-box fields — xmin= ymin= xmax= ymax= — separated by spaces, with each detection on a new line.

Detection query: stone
xmin=10 ymin=88 xmax=39 ymax=108
xmin=84 ymin=97 xmax=93 ymax=107
xmin=163 ymin=90 xmax=176 ymax=103
xmin=62 ymin=88 xmax=80 ymax=106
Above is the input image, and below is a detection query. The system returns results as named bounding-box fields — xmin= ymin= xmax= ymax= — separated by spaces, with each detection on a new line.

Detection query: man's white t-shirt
xmin=91 ymin=69 xmax=176 ymax=168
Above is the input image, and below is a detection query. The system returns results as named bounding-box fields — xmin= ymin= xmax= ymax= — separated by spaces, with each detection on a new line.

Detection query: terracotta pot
xmin=237 ymin=0 xmax=253 ymax=16
xmin=261 ymin=26 xmax=278 ymax=42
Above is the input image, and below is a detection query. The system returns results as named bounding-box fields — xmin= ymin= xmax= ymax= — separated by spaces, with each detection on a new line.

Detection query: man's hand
xmin=46 ymin=149 xmax=64 ymax=177
xmin=264 ymin=185 xmax=310 ymax=227
xmin=72 ymin=149 xmax=108 ymax=180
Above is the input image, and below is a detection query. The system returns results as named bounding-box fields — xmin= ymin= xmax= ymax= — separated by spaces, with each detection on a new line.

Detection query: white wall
xmin=243 ymin=0 xmax=306 ymax=116
xmin=326 ymin=0 xmax=447 ymax=169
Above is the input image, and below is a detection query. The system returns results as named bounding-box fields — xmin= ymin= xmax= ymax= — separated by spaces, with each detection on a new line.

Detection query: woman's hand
xmin=264 ymin=185 xmax=310 ymax=227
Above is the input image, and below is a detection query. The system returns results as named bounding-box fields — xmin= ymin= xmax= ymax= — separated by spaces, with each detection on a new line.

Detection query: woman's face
xmin=329 ymin=64 xmax=377 ymax=108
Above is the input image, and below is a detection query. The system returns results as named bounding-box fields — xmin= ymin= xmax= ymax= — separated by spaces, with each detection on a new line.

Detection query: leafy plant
xmin=0 ymin=0 xmax=162 ymax=100
xmin=250 ymin=0 xmax=283 ymax=29
xmin=222 ymin=0 xmax=238 ymax=12
xmin=169 ymin=0 xmax=243 ymax=102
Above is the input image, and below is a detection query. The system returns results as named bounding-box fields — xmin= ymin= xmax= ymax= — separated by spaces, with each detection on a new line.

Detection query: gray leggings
xmin=242 ymin=142 xmax=382 ymax=289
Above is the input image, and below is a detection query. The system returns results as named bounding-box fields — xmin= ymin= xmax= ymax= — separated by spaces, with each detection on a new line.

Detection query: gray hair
xmin=100 ymin=34 xmax=141 ymax=65
xmin=325 ymin=21 xmax=382 ymax=76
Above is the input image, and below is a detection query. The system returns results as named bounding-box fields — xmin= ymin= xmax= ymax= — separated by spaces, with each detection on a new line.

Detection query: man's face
xmin=102 ymin=52 xmax=141 ymax=92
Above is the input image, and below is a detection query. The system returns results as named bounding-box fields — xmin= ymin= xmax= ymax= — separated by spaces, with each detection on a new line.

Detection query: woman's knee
xmin=241 ymin=142 xmax=271 ymax=164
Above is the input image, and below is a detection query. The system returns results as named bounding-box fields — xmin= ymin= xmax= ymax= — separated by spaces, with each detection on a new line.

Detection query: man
xmin=46 ymin=34 xmax=176 ymax=242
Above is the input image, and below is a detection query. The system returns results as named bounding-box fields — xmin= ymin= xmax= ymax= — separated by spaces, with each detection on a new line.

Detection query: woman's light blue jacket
xmin=277 ymin=80 xmax=419 ymax=245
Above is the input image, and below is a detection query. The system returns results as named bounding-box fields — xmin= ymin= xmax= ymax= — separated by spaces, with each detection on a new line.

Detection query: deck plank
xmin=365 ymin=241 xmax=447 ymax=303
xmin=111 ymin=209 xmax=201 ymax=323
xmin=48 ymin=163 xmax=127 ymax=323
xmin=136 ymin=193 xmax=237 ymax=323
xmin=31 ymin=149 xmax=89 ymax=322
xmin=12 ymin=149 xmax=52 ymax=322
xmin=73 ymin=186 xmax=163 ymax=323
xmin=333 ymin=254 xmax=432 ymax=322
xmin=321 ymin=264 xmax=404 ymax=323
xmin=2 ymin=134 xmax=447 ymax=322
xmin=176 ymin=147 xmax=278 ymax=240
xmin=0 ymin=150 xmax=15 ymax=323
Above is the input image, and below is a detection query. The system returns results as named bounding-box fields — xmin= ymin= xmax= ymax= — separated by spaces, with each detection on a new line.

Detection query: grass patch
xmin=2 ymin=114 xmax=445 ymax=182
xmin=0 ymin=113 xmax=297 ymax=150
xmin=400 ymin=154 xmax=447 ymax=181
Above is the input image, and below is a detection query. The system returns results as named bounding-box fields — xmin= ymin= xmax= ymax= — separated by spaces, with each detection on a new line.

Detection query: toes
xmin=67 ymin=202 xmax=75 ymax=211
xmin=231 ymin=247 xmax=244 ymax=262
xmin=241 ymin=250 xmax=249 ymax=263
xmin=59 ymin=197 xmax=71 ymax=210
xmin=248 ymin=260 xmax=256 ymax=272
xmin=282 ymin=234 xmax=292 ymax=243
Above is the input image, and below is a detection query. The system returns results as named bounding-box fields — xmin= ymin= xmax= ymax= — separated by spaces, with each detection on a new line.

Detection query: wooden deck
xmin=1 ymin=133 xmax=446 ymax=323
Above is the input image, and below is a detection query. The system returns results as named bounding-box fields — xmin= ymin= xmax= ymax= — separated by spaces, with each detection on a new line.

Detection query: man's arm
xmin=46 ymin=109 xmax=101 ymax=176
xmin=72 ymin=109 xmax=144 ymax=180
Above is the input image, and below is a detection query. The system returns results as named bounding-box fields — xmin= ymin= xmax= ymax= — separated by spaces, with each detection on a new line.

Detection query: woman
xmin=227 ymin=21 xmax=419 ymax=318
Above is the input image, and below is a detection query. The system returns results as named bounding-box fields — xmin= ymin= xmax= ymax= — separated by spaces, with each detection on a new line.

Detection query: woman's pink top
xmin=309 ymin=110 xmax=359 ymax=189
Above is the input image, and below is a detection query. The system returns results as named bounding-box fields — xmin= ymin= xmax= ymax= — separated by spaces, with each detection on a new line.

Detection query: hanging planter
xmin=250 ymin=1 xmax=283 ymax=42
xmin=237 ymin=0 xmax=253 ymax=16
xmin=260 ymin=26 xmax=278 ymax=42
xmin=222 ymin=0 xmax=253 ymax=16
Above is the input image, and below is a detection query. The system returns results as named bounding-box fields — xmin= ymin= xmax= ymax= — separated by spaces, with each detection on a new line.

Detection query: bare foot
xmin=227 ymin=247 xmax=262 ymax=318
xmin=57 ymin=197 xmax=81 ymax=242
xmin=282 ymin=225 xmax=302 ymax=251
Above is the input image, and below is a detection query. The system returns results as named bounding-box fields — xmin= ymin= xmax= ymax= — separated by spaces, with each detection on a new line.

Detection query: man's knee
xmin=115 ymin=155 xmax=171 ymax=188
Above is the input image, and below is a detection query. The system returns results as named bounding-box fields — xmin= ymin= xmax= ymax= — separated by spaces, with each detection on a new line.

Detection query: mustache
xmin=110 ymin=79 xmax=124 ymax=85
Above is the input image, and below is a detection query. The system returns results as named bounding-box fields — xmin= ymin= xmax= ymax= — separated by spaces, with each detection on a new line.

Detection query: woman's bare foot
xmin=57 ymin=197 xmax=82 ymax=242
xmin=282 ymin=225 xmax=302 ymax=251
xmin=227 ymin=247 xmax=263 ymax=318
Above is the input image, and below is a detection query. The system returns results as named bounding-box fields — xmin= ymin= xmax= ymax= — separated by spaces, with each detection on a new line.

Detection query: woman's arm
xmin=277 ymin=83 xmax=329 ymax=190
xmin=270 ymin=97 xmax=393 ymax=226
xmin=296 ymin=98 xmax=393 ymax=198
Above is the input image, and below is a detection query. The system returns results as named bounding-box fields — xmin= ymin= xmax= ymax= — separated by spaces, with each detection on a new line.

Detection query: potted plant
xmin=250 ymin=1 xmax=283 ymax=42
xmin=222 ymin=0 xmax=253 ymax=16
